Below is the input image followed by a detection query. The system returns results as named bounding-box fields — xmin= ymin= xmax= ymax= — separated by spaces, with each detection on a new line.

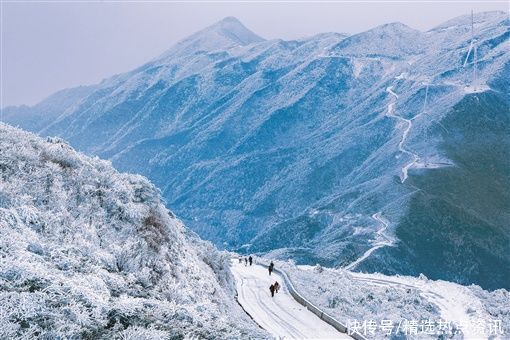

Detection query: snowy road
xmin=385 ymin=86 xmax=419 ymax=183
xmin=344 ymin=213 xmax=395 ymax=271
xmin=231 ymin=260 xmax=349 ymax=339
xmin=385 ymin=85 xmax=453 ymax=182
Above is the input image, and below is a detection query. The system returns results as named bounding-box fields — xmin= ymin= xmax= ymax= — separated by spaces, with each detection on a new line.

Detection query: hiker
xmin=274 ymin=281 xmax=280 ymax=293
xmin=269 ymin=284 xmax=275 ymax=297
xmin=238 ymin=257 xmax=242 ymax=264
xmin=244 ymin=258 xmax=248 ymax=266
xmin=268 ymin=263 xmax=273 ymax=276
xmin=249 ymin=256 xmax=253 ymax=266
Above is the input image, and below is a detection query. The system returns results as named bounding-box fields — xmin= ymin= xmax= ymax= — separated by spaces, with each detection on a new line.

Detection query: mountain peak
xmin=371 ymin=21 xmax=420 ymax=35
xmin=215 ymin=16 xmax=243 ymax=25
xmin=206 ymin=16 xmax=265 ymax=46
xmin=158 ymin=16 xmax=264 ymax=59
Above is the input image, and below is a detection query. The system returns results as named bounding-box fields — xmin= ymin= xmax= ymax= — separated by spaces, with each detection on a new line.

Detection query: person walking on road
xmin=248 ymin=256 xmax=253 ymax=266
xmin=269 ymin=284 xmax=276 ymax=297
xmin=274 ymin=281 xmax=280 ymax=293
xmin=268 ymin=262 xmax=274 ymax=276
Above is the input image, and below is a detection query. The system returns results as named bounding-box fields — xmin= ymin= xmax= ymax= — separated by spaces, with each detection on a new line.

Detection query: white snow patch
xmin=352 ymin=59 xmax=364 ymax=78
xmin=464 ymin=84 xmax=492 ymax=93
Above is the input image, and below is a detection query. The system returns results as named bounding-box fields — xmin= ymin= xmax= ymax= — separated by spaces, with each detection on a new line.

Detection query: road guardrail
xmin=256 ymin=258 xmax=367 ymax=340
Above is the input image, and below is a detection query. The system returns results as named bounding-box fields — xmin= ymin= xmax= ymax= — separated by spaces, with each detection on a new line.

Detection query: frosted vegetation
xmin=278 ymin=261 xmax=510 ymax=339
xmin=0 ymin=123 xmax=266 ymax=339
xmin=280 ymin=262 xmax=439 ymax=339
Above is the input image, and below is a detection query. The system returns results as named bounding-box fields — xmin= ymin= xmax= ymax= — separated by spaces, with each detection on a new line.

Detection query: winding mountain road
xmin=231 ymin=260 xmax=349 ymax=339
xmin=385 ymin=86 xmax=420 ymax=183
xmin=344 ymin=212 xmax=395 ymax=271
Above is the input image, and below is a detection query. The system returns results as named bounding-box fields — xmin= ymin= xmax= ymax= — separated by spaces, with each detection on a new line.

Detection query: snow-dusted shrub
xmin=40 ymin=138 xmax=80 ymax=169
xmin=120 ymin=326 xmax=168 ymax=340
xmin=193 ymin=235 xmax=235 ymax=291
xmin=0 ymin=123 xmax=266 ymax=339
xmin=278 ymin=260 xmax=508 ymax=339
xmin=279 ymin=261 xmax=440 ymax=339
xmin=314 ymin=264 xmax=324 ymax=274
xmin=139 ymin=209 xmax=170 ymax=251
xmin=469 ymin=286 xmax=510 ymax=334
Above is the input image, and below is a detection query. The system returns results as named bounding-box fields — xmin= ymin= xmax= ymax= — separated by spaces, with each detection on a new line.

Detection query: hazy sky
xmin=1 ymin=1 xmax=508 ymax=107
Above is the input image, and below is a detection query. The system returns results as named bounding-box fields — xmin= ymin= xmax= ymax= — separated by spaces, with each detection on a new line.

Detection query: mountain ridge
xmin=2 ymin=11 xmax=509 ymax=290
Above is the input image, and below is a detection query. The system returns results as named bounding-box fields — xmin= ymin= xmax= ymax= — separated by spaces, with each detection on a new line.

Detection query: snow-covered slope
xmin=2 ymin=11 xmax=509 ymax=291
xmin=0 ymin=123 xmax=266 ymax=339
xmin=329 ymin=22 xmax=426 ymax=57
xmin=281 ymin=262 xmax=510 ymax=339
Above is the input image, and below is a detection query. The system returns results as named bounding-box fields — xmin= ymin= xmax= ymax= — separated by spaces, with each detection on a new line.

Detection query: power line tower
xmin=463 ymin=10 xmax=478 ymax=91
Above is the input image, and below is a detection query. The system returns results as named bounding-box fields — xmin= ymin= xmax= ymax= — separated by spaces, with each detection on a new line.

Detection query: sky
xmin=1 ymin=1 xmax=508 ymax=108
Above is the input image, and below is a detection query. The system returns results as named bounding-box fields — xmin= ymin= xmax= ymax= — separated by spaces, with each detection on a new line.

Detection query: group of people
xmin=269 ymin=280 xmax=280 ymax=297
xmin=267 ymin=261 xmax=280 ymax=297
xmin=239 ymin=256 xmax=253 ymax=266
xmin=238 ymin=256 xmax=281 ymax=298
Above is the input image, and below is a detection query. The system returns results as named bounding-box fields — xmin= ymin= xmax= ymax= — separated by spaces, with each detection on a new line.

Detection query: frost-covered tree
xmin=0 ymin=123 xmax=266 ymax=339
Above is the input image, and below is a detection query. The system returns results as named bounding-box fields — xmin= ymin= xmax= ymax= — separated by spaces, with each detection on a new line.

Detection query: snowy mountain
xmin=158 ymin=16 xmax=265 ymax=59
xmin=0 ymin=123 xmax=266 ymax=338
xmin=2 ymin=85 xmax=96 ymax=133
xmin=330 ymin=22 xmax=426 ymax=57
xmin=3 ymin=12 xmax=509 ymax=291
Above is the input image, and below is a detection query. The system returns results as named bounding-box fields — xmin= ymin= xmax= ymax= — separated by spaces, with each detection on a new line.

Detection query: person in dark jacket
xmin=274 ymin=281 xmax=280 ymax=293
xmin=248 ymin=256 xmax=253 ymax=266
xmin=268 ymin=263 xmax=273 ymax=276
xmin=269 ymin=284 xmax=275 ymax=297
xmin=244 ymin=258 xmax=248 ymax=266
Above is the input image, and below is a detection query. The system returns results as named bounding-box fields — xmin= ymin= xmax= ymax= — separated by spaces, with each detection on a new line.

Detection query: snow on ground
xmin=385 ymin=86 xmax=399 ymax=116
xmin=349 ymin=272 xmax=498 ymax=339
xmin=0 ymin=123 xmax=266 ymax=339
xmin=413 ymin=161 xmax=453 ymax=169
xmin=279 ymin=261 xmax=509 ymax=339
xmin=344 ymin=213 xmax=395 ymax=271
xmin=231 ymin=259 xmax=349 ymax=339
xmin=352 ymin=58 xmax=364 ymax=78
xmin=464 ymin=84 xmax=492 ymax=93
xmin=385 ymin=85 xmax=421 ymax=183
xmin=395 ymin=72 xmax=409 ymax=80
